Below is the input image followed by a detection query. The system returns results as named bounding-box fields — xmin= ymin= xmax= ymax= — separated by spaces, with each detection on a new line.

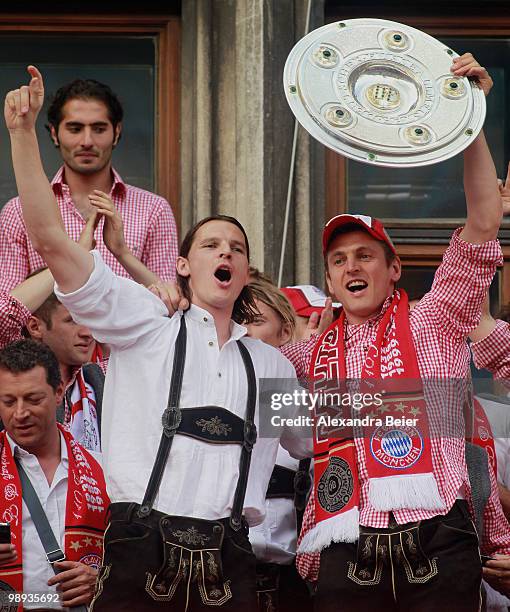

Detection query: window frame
xmin=0 ymin=12 xmax=181 ymax=225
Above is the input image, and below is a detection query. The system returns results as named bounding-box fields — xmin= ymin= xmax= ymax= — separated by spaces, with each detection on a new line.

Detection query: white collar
xmin=6 ymin=430 xmax=68 ymax=465
xmin=183 ymin=304 xmax=247 ymax=342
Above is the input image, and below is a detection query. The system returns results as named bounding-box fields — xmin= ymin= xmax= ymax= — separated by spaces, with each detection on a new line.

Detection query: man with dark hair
xmin=0 ymin=337 xmax=63 ymax=389
xmin=5 ymin=66 xmax=310 ymax=611
xmin=0 ymin=72 xmax=178 ymax=291
xmin=0 ymin=339 xmax=109 ymax=610
xmin=46 ymin=79 xmax=123 ymax=137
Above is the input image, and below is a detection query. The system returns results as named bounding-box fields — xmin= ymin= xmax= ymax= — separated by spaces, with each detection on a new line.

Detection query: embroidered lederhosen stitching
xmin=172 ymin=527 xmax=210 ymax=546
xmin=137 ymin=323 xmax=256 ymax=609
xmin=146 ymin=546 xmax=185 ymax=601
xmin=196 ymin=416 xmax=233 ymax=437
xmin=89 ymin=563 xmax=111 ymax=610
xmin=198 ymin=551 xmax=233 ymax=606
xmin=397 ymin=530 xmax=438 ymax=584
xmin=146 ymin=545 xmax=233 ymax=607
xmin=347 ymin=534 xmax=384 ymax=586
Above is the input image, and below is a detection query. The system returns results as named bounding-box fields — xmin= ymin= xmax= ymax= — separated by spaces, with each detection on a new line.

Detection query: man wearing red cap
xmin=281 ymin=55 xmax=510 ymax=610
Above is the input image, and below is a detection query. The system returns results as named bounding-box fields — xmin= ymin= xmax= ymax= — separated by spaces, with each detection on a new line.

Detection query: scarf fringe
xmin=369 ymin=473 xmax=445 ymax=511
xmin=297 ymin=506 xmax=359 ymax=553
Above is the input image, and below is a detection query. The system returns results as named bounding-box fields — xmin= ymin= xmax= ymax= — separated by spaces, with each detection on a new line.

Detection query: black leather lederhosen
xmin=255 ymin=460 xmax=313 ymax=612
xmin=90 ymin=315 xmax=258 ymax=611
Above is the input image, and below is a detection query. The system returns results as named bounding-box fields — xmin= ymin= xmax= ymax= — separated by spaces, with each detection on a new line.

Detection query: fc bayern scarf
xmin=69 ymin=371 xmax=101 ymax=452
xmin=470 ymin=397 xmax=497 ymax=477
xmin=299 ymin=290 xmax=444 ymax=553
xmin=0 ymin=425 xmax=109 ymax=605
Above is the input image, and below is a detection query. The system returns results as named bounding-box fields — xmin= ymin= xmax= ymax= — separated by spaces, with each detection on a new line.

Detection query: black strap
xmin=137 ymin=315 xmax=187 ymax=518
xmin=230 ymin=340 xmax=257 ymax=530
xmin=14 ymin=458 xmax=87 ymax=611
xmin=465 ymin=441 xmax=491 ymax=537
xmin=266 ymin=464 xmax=296 ymax=499
xmin=137 ymin=316 xmax=257 ymax=531
xmin=294 ymin=457 xmax=312 ymax=534
xmin=294 ymin=458 xmax=312 ymax=511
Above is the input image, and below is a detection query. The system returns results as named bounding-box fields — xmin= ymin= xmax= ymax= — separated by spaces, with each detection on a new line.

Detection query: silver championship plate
xmin=283 ymin=18 xmax=486 ymax=167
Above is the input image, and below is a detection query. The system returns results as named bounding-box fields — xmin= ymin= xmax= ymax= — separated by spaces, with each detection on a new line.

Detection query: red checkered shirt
xmin=281 ymin=229 xmax=510 ymax=581
xmin=471 ymin=319 xmax=510 ymax=383
xmin=0 ymin=291 xmax=32 ymax=348
xmin=0 ymin=166 xmax=178 ymax=290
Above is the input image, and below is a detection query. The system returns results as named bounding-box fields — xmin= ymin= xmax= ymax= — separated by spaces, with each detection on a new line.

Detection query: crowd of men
xmin=0 ymin=52 xmax=509 ymax=612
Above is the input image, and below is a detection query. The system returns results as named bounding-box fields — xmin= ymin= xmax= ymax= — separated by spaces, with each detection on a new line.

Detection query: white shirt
xmin=249 ymin=446 xmax=300 ymax=564
xmin=56 ymin=252 xmax=311 ymax=526
xmin=7 ymin=432 xmax=101 ymax=611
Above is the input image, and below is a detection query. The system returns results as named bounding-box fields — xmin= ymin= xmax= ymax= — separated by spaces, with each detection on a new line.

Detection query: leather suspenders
xmin=137 ymin=315 xmax=187 ymax=519
xmin=137 ymin=315 xmax=257 ymax=531
xmin=230 ymin=340 xmax=257 ymax=530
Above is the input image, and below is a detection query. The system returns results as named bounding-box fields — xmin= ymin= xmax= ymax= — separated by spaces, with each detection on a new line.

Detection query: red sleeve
xmin=140 ymin=197 xmax=178 ymax=282
xmin=280 ymin=336 xmax=318 ymax=379
xmin=0 ymin=291 xmax=30 ymax=348
xmin=471 ymin=320 xmax=510 ymax=384
xmin=414 ymin=229 xmax=503 ymax=340
xmin=0 ymin=199 xmax=30 ymax=291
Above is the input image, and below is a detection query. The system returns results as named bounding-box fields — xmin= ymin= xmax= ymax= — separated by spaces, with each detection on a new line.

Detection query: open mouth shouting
xmin=214 ymin=264 xmax=233 ymax=287
xmin=346 ymin=279 xmax=368 ymax=294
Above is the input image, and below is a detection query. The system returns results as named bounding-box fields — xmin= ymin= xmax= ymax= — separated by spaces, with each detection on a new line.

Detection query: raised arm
xmin=451 ymin=54 xmax=502 ymax=243
xmin=5 ymin=65 xmax=93 ymax=293
xmin=9 ymin=268 xmax=53 ymax=312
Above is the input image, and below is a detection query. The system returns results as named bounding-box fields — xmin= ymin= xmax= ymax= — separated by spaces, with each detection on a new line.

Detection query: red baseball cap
xmin=322 ymin=214 xmax=396 ymax=256
xmin=281 ymin=285 xmax=340 ymax=317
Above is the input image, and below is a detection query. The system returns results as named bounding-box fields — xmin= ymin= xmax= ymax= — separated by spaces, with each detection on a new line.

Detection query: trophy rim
xmin=283 ymin=18 xmax=486 ymax=168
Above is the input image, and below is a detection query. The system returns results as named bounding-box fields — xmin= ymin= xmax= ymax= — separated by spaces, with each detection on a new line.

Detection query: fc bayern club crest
xmin=317 ymin=456 xmax=354 ymax=513
xmin=477 ymin=425 xmax=489 ymax=442
xmin=80 ymin=553 xmax=102 ymax=570
xmin=370 ymin=425 xmax=423 ymax=469
xmin=0 ymin=580 xmax=17 ymax=612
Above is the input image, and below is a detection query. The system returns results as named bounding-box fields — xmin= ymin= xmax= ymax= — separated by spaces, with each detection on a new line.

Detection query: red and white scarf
xmin=470 ymin=397 xmax=498 ymax=477
xmin=69 ymin=371 xmax=101 ymax=452
xmin=299 ymin=290 xmax=444 ymax=553
xmin=0 ymin=425 xmax=109 ymax=606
